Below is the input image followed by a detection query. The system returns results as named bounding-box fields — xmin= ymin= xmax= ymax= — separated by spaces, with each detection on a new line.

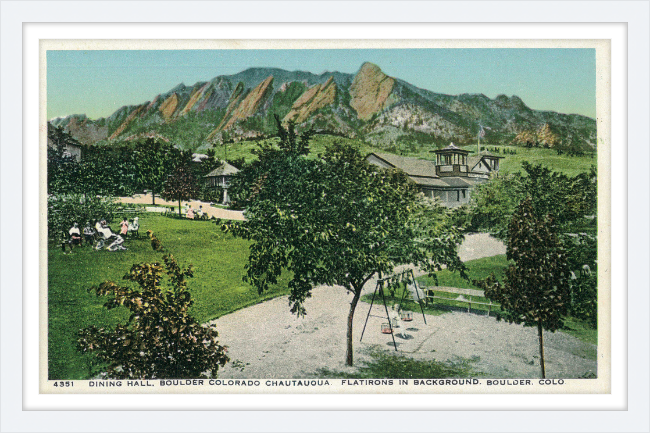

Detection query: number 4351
xmin=53 ymin=381 xmax=73 ymax=387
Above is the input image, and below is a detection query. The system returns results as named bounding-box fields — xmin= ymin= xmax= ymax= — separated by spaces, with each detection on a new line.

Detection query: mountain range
xmin=49 ymin=62 xmax=597 ymax=152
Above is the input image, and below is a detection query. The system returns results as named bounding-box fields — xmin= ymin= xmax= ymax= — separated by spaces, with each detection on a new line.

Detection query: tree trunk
xmin=178 ymin=199 xmax=182 ymax=218
xmin=346 ymin=288 xmax=362 ymax=366
xmin=151 ymin=185 xmax=156 ymax=205
xmin=537 ymin=321 xmax=546 ymax=379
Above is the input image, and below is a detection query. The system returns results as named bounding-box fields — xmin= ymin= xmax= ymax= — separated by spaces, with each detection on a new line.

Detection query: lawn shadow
xmin=314 ymin=346 xmax=482 ymax=379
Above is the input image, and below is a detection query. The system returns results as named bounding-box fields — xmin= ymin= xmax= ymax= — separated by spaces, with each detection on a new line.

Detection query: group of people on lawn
xmin=182 ymin=203 xmax=205 ymax=220
xmin=64 ymin=217 xmax=139 ymax=253
xmin=63 ymin=202 xmax=210 ymax=254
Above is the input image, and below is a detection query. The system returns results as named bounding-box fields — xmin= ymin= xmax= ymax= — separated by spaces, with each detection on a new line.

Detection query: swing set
xmin=359 ymin=269 xmax=427 ymax=350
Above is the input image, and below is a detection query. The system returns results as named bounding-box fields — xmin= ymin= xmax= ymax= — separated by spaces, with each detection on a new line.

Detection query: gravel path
xmin=209 ymin=233 xmax=597 ymax=379
xmin=117 ymin=194 xmax=245 ymax=221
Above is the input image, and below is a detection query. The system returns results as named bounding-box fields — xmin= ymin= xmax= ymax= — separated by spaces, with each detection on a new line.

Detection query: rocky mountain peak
xmin=358 ymin=62 xmax=383 ymax=75
xmin=350 ymin=62 xmax=396 ymax=121
xmin=284 ymin=76 xmax=337 ymax=124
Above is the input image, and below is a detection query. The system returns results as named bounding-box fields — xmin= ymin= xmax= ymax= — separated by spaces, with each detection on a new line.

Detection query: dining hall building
xmin=366 ymin=143 xmax=503 ymax=207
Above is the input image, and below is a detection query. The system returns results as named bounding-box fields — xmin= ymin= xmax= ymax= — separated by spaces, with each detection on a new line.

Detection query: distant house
xmin=366 ymin=143 xmax=503 ymax=207
xmin=47 ymin=133 xmax=82 ymax=162
xmin=204 ymin=162 xmax=240 ymax=204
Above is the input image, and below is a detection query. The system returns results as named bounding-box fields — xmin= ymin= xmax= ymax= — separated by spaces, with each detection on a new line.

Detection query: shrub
xmin=77 ymin=248 xmax=229 ymax=379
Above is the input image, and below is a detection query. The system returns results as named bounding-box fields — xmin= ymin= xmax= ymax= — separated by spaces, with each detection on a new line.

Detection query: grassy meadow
xmin=48 ymin=213 xmax=291 ymax=380
xmin=223 ymin=134 xmax=596 ymax=177
xmin=458 ymin=144 xmax=597 ymax=177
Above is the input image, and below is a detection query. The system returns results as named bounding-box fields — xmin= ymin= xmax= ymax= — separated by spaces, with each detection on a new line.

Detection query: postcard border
xmin=1 ymin=4 xmax=647 ymax=433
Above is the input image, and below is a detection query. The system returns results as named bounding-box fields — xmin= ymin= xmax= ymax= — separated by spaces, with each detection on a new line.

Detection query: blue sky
xmin=47 ymin=48 xmax=596 ymax=120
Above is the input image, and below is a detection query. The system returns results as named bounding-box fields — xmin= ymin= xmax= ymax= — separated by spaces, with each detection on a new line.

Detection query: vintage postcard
xmin=40 ymin=39 xmax=610 ymax=395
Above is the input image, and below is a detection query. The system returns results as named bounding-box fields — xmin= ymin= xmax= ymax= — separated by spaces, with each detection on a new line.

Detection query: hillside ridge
xmin=49 ymin=62 xmax=597 ymax=152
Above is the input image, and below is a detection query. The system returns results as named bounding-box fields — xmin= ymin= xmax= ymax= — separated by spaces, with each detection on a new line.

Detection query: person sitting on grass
xmin=95 ymin=220 xmax=113 ymax=250
xmin=83 ymin=221 xmax=96 ymax=246
xmin=187 ymin=206 xmax=195 ymax=220
xmin=68 ymin=223 xmax=82 ymax=252
xmin=100 ymin=220 xmax=113 ymax=239
xmin=197 ymin=205 xmax=204 ymax=220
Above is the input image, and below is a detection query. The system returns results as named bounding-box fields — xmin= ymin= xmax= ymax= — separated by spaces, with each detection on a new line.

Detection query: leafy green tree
xmin=161 ymin=163 xmax=199 ymax=218
xmin=469 ymin=162 xmax=597 ymax=241
xmin=477 ymin=197 xmax=571 ymax=378
xmin=133 ymin=138 xmax=184 ymax=204
xmin=77 ymin=244 xmax=229 ymax=379
xmin=273 ymin=114 xmax=311 ymax=155
xmin=76 ymin=144 xmax=138 ymax=197
xmin=48 ymin=125 xmax=140 ymax=197
xmin=466 ymin=173 xmax=520 ymax=239
xmin=470 ymin=163 xmax=598 ymax=329
xmin=224 ymin=125 xmax=465 ymax=366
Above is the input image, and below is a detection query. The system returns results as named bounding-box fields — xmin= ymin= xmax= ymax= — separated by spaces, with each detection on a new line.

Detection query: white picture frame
xmin=2 ymin=1 xmax=648 ymax=432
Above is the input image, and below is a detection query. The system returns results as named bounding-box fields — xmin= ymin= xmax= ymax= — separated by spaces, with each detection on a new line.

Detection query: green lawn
xmin=418 ymin=254 xmax=511 ymax=290
xmin=48 ymin=213 xmax=290 ymax=380
xmin=561 ymin=316 xmax=598 ymax=346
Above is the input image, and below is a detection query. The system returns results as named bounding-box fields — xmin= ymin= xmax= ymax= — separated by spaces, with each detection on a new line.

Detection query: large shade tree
xmin=477 ymin=196 xmax=571 ymax=378
xmin=224 ymin=121 xmax=466 ymax=366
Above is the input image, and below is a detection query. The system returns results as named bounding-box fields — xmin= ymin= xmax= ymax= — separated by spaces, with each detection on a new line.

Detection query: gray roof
xmin=205 ymin=162 xmax=240 ymax=177
xmin=434 ymin=143 xmax=469 ymax=154
xmin=368 ymin=152 xmax=482 ymax=189
xmin=440 ymin=177 xmax=475 ymax=188
xmin=369 ymin=152 xmax=438 ymax=178
xmin=468 ymin=152 xmax=505 ymax=171
xmin=408 ymin=176 xmax=451 ymax=187
xmin=475 ymin=150 xmax=504 ymax=159
xmin=411 ymin=176 xmax=477 ymax=189
xmin=467 ymin=155 xmax=484 ymax=169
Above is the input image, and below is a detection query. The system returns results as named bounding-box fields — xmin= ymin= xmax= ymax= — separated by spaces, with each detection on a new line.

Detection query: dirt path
xmin=117 ymin=194 xmax=245 ymax=221
xmin=209 ymin=234 xmax=596 ymax=379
